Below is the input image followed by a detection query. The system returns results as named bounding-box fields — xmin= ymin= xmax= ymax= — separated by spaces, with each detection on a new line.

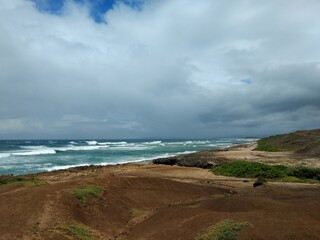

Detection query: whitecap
xmin=11 ymin=149 xmax=56 ymax=156
xmin=143 ymin=141 xmax=162 ymax=145
xmin=0 ymin=153 xmax=10 ymax=159
xmin=42 ymin=164 xmax=90 ymax=172
xmin=86 ymin=140 xmax=98 ymax=145
xmin=108 ymin=146 xmax=151 ymax=151
xmin=54 ymin=146 xmax=101 ymax=152
xmin=98 ymin=141 xmax=127 ymax=145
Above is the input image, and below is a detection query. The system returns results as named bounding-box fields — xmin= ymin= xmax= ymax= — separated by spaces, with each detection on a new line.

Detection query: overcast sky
xmin=0 ymin=0 xmax=320 ymax=139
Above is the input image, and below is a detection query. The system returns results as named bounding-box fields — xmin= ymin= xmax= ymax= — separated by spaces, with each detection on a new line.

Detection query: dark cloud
xmin=0 ymin=0 xmax=320 ymax=139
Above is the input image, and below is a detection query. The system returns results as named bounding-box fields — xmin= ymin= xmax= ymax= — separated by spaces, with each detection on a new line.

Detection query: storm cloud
xmin=1 ymin=0 xmax=320 ymax=139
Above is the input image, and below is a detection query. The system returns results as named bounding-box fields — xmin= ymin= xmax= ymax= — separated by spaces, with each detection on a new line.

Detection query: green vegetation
xmin=73 ymin=185 xmax=104 ymax=204
xmin=58 ymin=221 xmax=103 ymax=240
xmin=211 ymin=161 xmax=289 ymax=179
xmin=211 ymin=161 xmax=320 ymax=182
xmin=255 ymin=130 xmax=320 ymax=153
xmin=255 ymin=135 xmax=284 ymax=152
xmin=128 ymin=208 xmax=148 ymax=218
xmin=291 ymin=167 xmax=320 ymax=180
xmin=196 ymin=219 xmax=253 ymax=240
xmin=211 ymin=194 xmax=227 ymax=199
xmin=89 ymin=173 xmax=99 ymax=178
xmin=0 ymin=177 xmax=46 ymax=187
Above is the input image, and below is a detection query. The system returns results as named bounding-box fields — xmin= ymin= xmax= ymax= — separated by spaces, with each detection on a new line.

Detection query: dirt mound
xmin=257 ymin=128 xmax=320 ymax=156
xmin=0 ymin=164 xmax=320 ymax=239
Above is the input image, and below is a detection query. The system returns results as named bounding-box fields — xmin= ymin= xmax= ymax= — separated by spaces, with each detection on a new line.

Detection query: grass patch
xmin=255 ymin=136 xmax=283 ymax=152
xmin=73 ymin=185 xmax=104 ymax=204
xmin=253 ymin=129 xmax=320 ymax=154
xmin=281 ymin=176 xmax=320 ymax=184
xmin=211 ymin=194 xmax=227 ymax=199
xmin=196 ymin=219 xmax=253 ymax=240
xmin=89 ymin=173 xmax=99 ymax=178
xmin=0 ymin=177 xmax=46 ymax=187
xmin=211 ymin=161 xmax=320 ymax=182
xmin=58 ymin=221 xmax=104 ymax=240
xmin=128 ymin=208 xmax=148 ymax=218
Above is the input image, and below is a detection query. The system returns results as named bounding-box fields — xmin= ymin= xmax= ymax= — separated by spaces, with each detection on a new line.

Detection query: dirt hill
xmin=1 ymin=164 xmax=320 ymax=240
xmin=256 ymin=129 xmax=320 ymax=156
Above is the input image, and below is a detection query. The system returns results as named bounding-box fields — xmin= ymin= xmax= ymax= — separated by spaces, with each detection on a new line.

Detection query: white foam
xmin=166 ymin=142 xmax=185 ymax=145
xmin=184 ymin=140 xmax=210 ymax=145
xmin=143 ymin=141 xmax=162 ymax=145
xmin=43 ymin=164 xmax=90 ymax=171
xmin=175 ymin=150 xmax=197 ymax=155
xmin=11 ymin=149 xmax=56 ymax=156
xmin=98 ymin=141 xmax=127 ymax=145
xmin=108 ymin=146 xmax=151 ymax=151
xmin=55 ymin=145 xmax=103 ymax=152
xmin=0 ymin=153 xmax=10 ymax=159
xmin=86 ymin=140 xmax=98 ymax=145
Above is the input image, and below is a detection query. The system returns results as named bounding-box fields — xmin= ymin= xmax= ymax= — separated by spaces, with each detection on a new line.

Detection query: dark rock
xmin=153 ymin=156 xmax=214 ymax=169
xmin=153 ymin=157 xmax=177 ymax=166
xmin=176 ymin=159 xmax=213 ymax=169
xmin=253 ymin=176 xmax=267 ymax=187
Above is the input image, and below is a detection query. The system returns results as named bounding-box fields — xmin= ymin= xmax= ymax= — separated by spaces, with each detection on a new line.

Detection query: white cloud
xmin=0 ymin=0 xmax=320 ymax=138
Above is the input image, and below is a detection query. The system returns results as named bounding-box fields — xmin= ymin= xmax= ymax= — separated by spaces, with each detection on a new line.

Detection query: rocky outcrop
xmin=153 ymin=151 xmax=228 ymax=169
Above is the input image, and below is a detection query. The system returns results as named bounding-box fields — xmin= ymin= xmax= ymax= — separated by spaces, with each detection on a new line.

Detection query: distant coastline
xmin=0 ymin=138 xmax=256 ymax=176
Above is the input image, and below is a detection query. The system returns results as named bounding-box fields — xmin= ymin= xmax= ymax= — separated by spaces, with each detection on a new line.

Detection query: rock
xmin=153 ymin=157 xmax=177 ymax=166
xmin=253 ymin=176 xmax=267 ymax=187
xmin=153 ymin=157 xmax=213 ymax=169
xmin=176 ymin=159 xmax=213 ymax=169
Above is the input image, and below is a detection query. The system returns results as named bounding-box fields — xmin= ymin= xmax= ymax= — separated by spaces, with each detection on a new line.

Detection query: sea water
xmin=0 ymin=138 xmax=257 ymax=175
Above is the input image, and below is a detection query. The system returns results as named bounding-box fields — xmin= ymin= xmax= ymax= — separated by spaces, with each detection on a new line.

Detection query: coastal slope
xmin=1 ymin=129 xmax=320 ymax=239
xmin=1 ymin=164 xmax=320 ymax=239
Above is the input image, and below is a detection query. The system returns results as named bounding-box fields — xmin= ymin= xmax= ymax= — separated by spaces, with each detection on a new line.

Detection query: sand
xmin=0 ymin=144 xmax=319 ymax=239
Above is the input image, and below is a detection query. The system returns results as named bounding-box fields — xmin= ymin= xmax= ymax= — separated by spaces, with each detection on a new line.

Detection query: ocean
xmin=0 ymin=138 xmax=257 ymax=175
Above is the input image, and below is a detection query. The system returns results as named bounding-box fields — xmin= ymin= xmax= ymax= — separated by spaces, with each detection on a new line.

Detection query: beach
xmin=1 ymin=142 xmax=320 ymax=240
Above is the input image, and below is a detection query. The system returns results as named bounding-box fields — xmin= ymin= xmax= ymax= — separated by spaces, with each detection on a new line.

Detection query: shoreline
xmin=3 ymin=140 xmax=320 ymax=181
xmin=1 ymin=141 xmax=320 ymax=239
xmin=2 ymin=142 xmax=254 ymax=178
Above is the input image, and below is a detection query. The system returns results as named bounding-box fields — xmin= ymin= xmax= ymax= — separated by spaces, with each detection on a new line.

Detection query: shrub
xmin=211 ymin=161 xmax=289 ymax=179
xmin=73 ymin=185 xmax=104 ymax=204
xmin=291 ymin=167 xmax=320 ymax=180
xmin=211 ymin=161 xmax=320 ymax=183
xmin=196 ymin=219 xmax=253 ymax=240
xmin=66 ymin=223 xmax=93 ymax=240
xmin=58 ymin=221 xmax=104 ymax=240
xmin=0 ymin=177 xmax=46 ymax=187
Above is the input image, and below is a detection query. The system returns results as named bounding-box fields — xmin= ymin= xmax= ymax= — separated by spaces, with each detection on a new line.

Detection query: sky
xmin=0 ymin=0 xmax=320 ymax=139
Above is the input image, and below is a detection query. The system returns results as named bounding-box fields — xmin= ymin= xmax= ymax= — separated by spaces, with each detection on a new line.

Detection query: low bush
xmin=58 ymin=221 xmax=104 ymax=240
xmin=0 ymin=177 xmax=46 ymax=187
xmin=196 ymin=219 xmax=253 ymax=240
xmin=291 ymin=167 xmax=320 ymax=180
xmin=73 ymin=185 xmax=104 ymax=204
xmin=211 ymin=161 xmax=289 ymax=179
xmin=211 ymin=161 xmax=320 ymax=182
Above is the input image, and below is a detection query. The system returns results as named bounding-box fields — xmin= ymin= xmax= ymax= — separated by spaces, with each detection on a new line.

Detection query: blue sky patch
xmin=240 ymin=78 xmax=253 ymax=84
xmin=30 ymin=0 xmax=144 ymax=22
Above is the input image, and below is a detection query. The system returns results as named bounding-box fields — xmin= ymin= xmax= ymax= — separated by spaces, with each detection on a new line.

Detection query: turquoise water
xmin=0 ymin=138 xmax=256 ymax=175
